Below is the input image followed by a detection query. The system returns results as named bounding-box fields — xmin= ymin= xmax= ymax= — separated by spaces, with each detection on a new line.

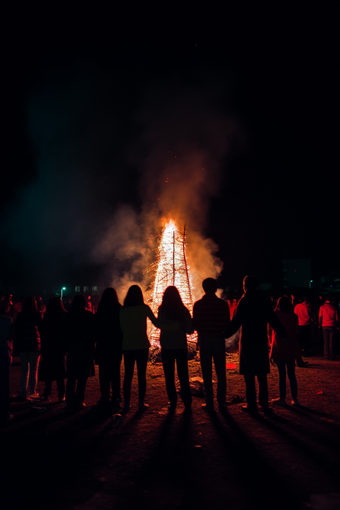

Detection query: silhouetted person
xmin=319 ymin=296 xmax=339 ymax=360
xmin=193 ymin=278 xmax=230 ymax=412
xmin=226 ymin=276 xmax=286 ymax=415
xmin=270 ymin=296 xmax=300 ymax=406
xmin=64 ymin=294 xmax=95 ymax=409
xmin=95 ymin=287 xmax=123 ymax=413
xmin=158 ymin=286 xmax=193 ymax=412
xmin=120 ymin=285 xmax=178 ymax=413
xmin=294 ymin=297 xmax=311 ymax=366
xmin=36 ymin=296 xmax=46 ymax=318
xmin=15 ymin=297 xmax=42 ymax=400
xmin=0 ymin=303 xmax=14 ymax=423
xmin=39 ymin=297 xmax=68 ymax=402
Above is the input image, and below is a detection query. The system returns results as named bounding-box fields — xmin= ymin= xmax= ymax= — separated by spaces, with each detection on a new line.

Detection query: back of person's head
xmin=22 ymin=296 xmax=38 ymax=316
xmin=70 ymin=294 xmax=86 ymax=313
xmin=303 ymin=295 xmax=310 ymax=304
xmin=161 ymin=286 xmax=185 ymax=319
xmin=45 ymin=297 xmax=66 ymax=320
xmin=202 ymin=278 xmax=217 ymax=294
xmin=275 ymin=296 xmax=293 ymax=313
xmin=98 ymin=287 xmax=120 ymax=313
xmin=124 ymin=285 xmax=144 ymax=307
xmin=243 ymin=275 xmax=258 ymax=292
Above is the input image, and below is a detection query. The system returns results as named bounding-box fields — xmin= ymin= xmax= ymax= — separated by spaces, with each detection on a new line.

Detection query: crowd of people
xmin=0 ymin=277 xmax=339 ymax=424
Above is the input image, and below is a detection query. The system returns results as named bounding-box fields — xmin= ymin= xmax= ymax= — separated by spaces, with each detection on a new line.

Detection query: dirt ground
xmin=1 ymin=350 xmax=340 ymax=510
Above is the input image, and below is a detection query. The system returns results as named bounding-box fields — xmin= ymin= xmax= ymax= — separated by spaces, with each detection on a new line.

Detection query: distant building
xmin=283 ymin=259 xmax=312 ymax=289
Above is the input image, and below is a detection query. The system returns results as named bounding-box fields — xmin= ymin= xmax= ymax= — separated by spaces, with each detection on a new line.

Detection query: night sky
xmin=1 ymin=6 xmax=338 ymax=295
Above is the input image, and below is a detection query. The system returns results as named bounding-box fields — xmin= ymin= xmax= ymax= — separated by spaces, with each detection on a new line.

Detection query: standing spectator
xmin=193 ymin=278 xmax=230 ymax=412
xmin=0 ymin=301 xmax=14 ymax=423
xmin=36 ymin=296 xmax=46 ymax=318
xmin=95 ymin=288 xmax=123 ymax=413
xmin=158 ymin=286 xmax=193 ymax=412
xmin=15 ymin=297 xmax=42 ymax=400
xmin=226 ymin=276 xmax=286 ymax=416
xmin=39 ymin=297 xmax=68 ymax=402
xmin=294 ymin=297 xmax=311 ymax=366
xmin=120 ymin=285 xmax=178 ymax=413
xmin=229 ymin=299 xmax=238 ymax=319
xmin=270 ymin=296 xmax=301 ymax=405
xmin=319 ymin=296 xmax=339 ymax=360
xmin=64 ymin=294 xmax=95 ymax=409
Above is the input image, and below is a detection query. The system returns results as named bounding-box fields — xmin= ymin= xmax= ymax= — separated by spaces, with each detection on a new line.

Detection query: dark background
xmin=1 ymin=6 xmax=338 ymax=295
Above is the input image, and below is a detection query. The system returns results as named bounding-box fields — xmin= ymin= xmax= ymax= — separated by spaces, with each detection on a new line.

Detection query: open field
xmin=1 ymin=353 xmax=340 ymax=510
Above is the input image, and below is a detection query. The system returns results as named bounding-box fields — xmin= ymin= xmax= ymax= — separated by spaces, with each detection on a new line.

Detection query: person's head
xmin=243 ymin=275 xmax=258 ymax=293
xmin=22 ymin=296 xmax=39 ymax=315
xmin=124 ymin=285 xmax=144 ymax=307
xmin=160 ymin=286 xmax=185 ymax=319
xmin=202 ymin=278 xmax=217 ymax=294
xmin=45 ymin=297 xmax=66 ymax=317
xmin=275 ymin=296 xmax=293 ymax=313
xmin=98 ymin=287 xmax=120 ymax=313
xmin=70 ymin=294 xmax=87 ymax=312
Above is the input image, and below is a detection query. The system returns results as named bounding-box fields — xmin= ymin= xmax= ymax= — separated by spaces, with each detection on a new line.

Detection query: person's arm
xmin=268 ymin=307 xmax=286 ymax=338
xmin=224 ymin=301 xmax=243 ymax=338
xmin=319 ymin=307 xmax=323 ymax=328
xmin=184 ymin=308 xmax=194 ymax=335
xmin=146 ymin=306 xmax=179 ymax=330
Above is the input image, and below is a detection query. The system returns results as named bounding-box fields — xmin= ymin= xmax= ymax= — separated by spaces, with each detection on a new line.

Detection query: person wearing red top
xmin=270 ymin=296 xmax=301 ymax=405
xmin=294 ymin=297 xmax=311 ymax=366
xmin=193 ymin=278 xmax=230 ymax=412
xmin=319 ymin=298 xmax=339 ymax=360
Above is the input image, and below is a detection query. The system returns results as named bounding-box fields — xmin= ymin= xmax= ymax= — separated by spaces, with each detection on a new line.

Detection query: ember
xmin=148 ymin=220 xmax=197 ymax=346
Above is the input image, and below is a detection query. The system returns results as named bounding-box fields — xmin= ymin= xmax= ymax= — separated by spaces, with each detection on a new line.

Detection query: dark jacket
xmin=94 ymin=304 xmax=123 ymax=364
xmin=226 ymin=290 xmax=286 ymax=375
xmin=64 ymin=309 xmax=95 ymax=378
xmin=39 ymin=310 xmax=68 ymax=381
xmin=15 ymin=311 xmax=41 ymax=353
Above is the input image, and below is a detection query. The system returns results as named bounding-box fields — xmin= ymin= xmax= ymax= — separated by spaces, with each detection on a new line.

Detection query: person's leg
xmin=56 ymin=377 xmax=65 ymax=400
xmin=286 ymin=360 xmax=298 ymax=401
xmin=162 ymin=349 xmax=177 ymax=406
xmin=66 ymin=376 xmax=77 ymax=407
xmin=199 ymin=338 xmax=214 ymax=407
xmin=19 ymin=352 xmax=29 ymax=398
xmin=110 ymin=355 xmax=122 ymax=405
xmin=323 ymin=328 xmax=330 ymax=359
xmin=212 ymin=339 xmax=226 ymax=406
xmin=176 ymin=349 xmax=192 ymax=407
xmin=243 ymin=373 xmax=257 ymax=411
xmin=28 ymin=352 xmax=40 ymax=395
xmin=75 ymin=376 xmax=88 ymax=405
xmin=329 ymin=328 xmax=336 ymax=360
xmin=136 ymin=349 xmax=149 ymax=403
xmin=99 ymin=360 xmax=110 ymax=403
xmin=257 ymin=373 xmax=269 ymax=409
xmin=275 ymin=359 xmax=287 ymax=401
xmin=123 ymin=351 xmax=136 ymax=405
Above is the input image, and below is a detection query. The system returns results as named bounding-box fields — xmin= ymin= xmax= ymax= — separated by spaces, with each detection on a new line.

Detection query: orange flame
xmin=149 ymin=220 xmax=197 ymax=346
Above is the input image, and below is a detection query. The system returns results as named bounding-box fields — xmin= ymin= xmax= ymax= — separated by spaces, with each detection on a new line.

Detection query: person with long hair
xmin=120 ymin=285 xmax=178 ymax=413
xmin=95 ymin=287 xmax=123 ymax=413
xmin=64 ymin=294 xmax=95 ymax=409
xmin=39 ymin=297 xmax=68 ymax=402
xmin=15 ymin=297 xmax=42 ymax=400
xmin=270 ymin=296 xmax=300 ymax=406
xmin=158 ymin=286 xmax=193 ymax=412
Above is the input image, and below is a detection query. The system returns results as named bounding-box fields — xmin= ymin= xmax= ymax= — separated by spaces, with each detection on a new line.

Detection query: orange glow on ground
xmin=148 ymin=220 xmax=197 ymax=346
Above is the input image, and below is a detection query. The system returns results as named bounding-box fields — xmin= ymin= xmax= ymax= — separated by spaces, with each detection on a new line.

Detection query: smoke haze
xmin=2 ymin=65 xmax=242 ymax=299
